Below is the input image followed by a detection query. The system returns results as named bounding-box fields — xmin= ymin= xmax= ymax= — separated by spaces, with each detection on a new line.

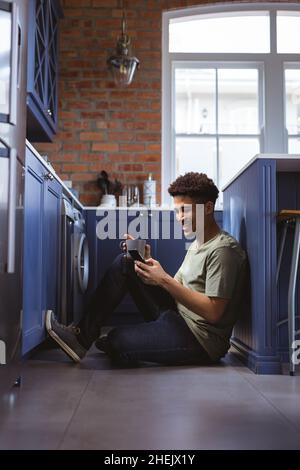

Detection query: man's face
xmin=173 ymin=195 xmax=214 ymax=237
xmin=173 ymin=195 xmax=197 ymax=237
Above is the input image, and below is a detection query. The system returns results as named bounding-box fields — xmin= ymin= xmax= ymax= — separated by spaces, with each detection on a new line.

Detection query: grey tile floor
xmin=0 ymin=345 xmax=300 ymax=450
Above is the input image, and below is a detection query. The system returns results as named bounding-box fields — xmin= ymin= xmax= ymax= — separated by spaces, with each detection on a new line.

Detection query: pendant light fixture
xmin=107 ymin=1 xmax=139 ymax=87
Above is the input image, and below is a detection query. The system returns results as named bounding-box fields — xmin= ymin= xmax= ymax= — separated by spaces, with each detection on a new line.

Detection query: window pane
xmin=288 ymin=137 xmax=300 ymax=153
xmin=277 ymin=12 xmax=300 ymax=53
xmin=0 ymin=156 xmax=9 ymax=272
xmin=169 ymin=12 xmax=270 ymax=53
xmin=176 ymin=137 xmax=217 ymax=182
xmin=285 ymin=69 xmax=300 ymax=135
xmin=218 ymin=69 xmax=259 ymax=134
xmin=219 ymin=137 xmax=259 ymax=188
xmin=0 ymin=10 xmax=11 ymax=116
xmin=175 ymin=69 xmax=216 ymax=134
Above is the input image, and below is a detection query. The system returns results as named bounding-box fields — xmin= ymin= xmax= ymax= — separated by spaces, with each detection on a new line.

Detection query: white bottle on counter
xmin=143 ymin=173 xmax=156 ymax=207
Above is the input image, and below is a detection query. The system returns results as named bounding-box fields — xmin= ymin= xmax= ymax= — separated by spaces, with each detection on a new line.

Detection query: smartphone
xmin=128 ymin=249 xmax=146 ymax=263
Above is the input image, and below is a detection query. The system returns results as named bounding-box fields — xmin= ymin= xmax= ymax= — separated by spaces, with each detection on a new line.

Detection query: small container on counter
xmin=143 ymin=173 xmax=156 ymax=207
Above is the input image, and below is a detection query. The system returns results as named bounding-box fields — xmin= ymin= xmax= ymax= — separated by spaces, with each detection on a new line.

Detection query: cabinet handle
xmin=7 ymin=149 xmax=17 ymax=273
xmin=44 ymin=172 xmax=54 ymax=181
xmin=76 ymin=234 xmax=89 ymax=293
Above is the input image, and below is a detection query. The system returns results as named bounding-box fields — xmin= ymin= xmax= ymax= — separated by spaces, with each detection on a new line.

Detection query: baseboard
xmin=230 ymin=338 xmax=283 ymax=374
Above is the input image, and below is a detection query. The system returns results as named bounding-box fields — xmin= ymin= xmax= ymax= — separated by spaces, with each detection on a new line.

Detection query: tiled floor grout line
xmin=56 ymin=369 xmax=96 ymax=450
xmin=233 ymin=367 xmax=300 ymax=437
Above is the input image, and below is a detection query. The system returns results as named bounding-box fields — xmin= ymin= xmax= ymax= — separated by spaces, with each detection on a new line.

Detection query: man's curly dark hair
xmin=168 ymin=172 xmax=219 ymax=204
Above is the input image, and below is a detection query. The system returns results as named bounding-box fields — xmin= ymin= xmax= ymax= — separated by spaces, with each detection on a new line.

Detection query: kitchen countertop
xmin=222 ymin=153 xmax=300 ymax=191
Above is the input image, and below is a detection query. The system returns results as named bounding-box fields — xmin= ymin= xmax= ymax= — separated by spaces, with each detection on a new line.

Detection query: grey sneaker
xmin=45 ymin=310 xmax=87 ymax=363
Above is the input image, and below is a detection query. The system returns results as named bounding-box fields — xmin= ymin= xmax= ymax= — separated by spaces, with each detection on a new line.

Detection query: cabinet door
xmin=22 ymin=149 xmax=62 ymax=354
xmin=26 ymin=0 xmax=62 ymax=142
xmin=22 ymin=150 xmax=45 ymax=354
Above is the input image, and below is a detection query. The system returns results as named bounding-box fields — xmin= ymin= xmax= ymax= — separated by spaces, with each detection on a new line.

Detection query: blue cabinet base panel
xmin=231 ymin=338 xmax=282 ymax=375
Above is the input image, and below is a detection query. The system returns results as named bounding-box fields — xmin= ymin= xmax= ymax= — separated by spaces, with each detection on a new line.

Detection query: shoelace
xmin=53 ymin=318 xmax=80 ymax=335
xmin=69 ymin=325 xmax=81 ymax=335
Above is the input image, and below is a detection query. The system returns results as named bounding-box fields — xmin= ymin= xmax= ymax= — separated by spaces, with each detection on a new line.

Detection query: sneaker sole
xmin=45 ymin=310 xmax=81 ymax=363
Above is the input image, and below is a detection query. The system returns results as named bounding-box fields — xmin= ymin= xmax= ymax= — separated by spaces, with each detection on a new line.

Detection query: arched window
xmin=162 ymin=3 xmax=300 ymax=207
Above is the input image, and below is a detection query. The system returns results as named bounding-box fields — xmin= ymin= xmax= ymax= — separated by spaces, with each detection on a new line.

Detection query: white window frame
xmin=284 ymin=62 xmax=300 ymax=149
xmin=172 ymin=61 xmax=264 ymax=206
xmin=162 ymin=2 xmax=300 ymax=206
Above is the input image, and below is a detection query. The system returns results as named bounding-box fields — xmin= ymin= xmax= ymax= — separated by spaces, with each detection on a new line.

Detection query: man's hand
xmin=135 ymin=253 xmax=228 ymax=325
xmin=121 ymin=233 xmax=151 ymax=260
xmin=134 ymin=258 xmax=169 ymax=286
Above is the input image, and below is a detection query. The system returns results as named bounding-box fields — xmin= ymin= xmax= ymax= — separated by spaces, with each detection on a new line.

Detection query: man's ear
xmin=204 ymin=201 xmax=214 ymax=215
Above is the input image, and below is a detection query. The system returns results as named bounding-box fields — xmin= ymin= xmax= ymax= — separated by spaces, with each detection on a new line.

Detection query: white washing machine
xmin=72 ymin=208 xmax=89 ymax=324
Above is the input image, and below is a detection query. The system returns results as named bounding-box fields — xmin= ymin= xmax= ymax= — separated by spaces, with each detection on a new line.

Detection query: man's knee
xmin=111 ymin=253 xmax=125 ymax=269
xmin=110 ymin=253 xmax=133 ymax=276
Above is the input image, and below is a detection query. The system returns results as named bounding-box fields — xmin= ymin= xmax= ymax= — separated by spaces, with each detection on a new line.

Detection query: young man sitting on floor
xmin=46 ymin=172 xmax=248 ymax=367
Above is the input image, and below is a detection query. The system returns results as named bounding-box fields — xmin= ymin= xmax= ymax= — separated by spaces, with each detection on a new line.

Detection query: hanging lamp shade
xmin=107 ymin=15 xmax=139 ymax=87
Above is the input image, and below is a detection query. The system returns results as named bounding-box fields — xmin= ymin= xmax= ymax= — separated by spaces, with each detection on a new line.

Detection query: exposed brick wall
xmin=34 ymin=0 xmax=294 ymax=206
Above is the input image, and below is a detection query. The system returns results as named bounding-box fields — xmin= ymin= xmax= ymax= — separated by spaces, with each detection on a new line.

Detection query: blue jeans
xmin=78 ymin=254 xmax=212 ymax=366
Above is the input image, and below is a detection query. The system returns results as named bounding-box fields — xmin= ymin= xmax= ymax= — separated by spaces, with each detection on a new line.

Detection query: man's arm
xmin=161 ymin=275 xmax=228 ymax=325
xmin=134 ymin=259 xmax=228 ymax=325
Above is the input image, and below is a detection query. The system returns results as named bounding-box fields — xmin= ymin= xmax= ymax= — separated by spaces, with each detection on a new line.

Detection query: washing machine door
xmin=76 ymin=233 xmax=89 ymax=293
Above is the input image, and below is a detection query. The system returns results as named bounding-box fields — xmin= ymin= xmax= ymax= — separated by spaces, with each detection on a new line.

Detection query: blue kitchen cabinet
xmin=26 ymin=0 xmax=63 ymax=142
xmin=222 ymin=155 xmax=300 ymax=374
xmin=23 ymin=149 xmax=45 ymax=353
xmin=22 ymin=147 xmax=62 ymax=354
xmin=215 ymin=210 xmax=223 ymax=229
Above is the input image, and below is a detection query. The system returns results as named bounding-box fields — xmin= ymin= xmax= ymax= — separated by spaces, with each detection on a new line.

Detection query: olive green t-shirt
xmin=174 ymin=230 xmax=248 ymax=361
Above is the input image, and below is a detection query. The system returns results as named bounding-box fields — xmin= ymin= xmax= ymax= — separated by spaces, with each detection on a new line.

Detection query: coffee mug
xmin=125 ymin=239 xmax=146 ymax=258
